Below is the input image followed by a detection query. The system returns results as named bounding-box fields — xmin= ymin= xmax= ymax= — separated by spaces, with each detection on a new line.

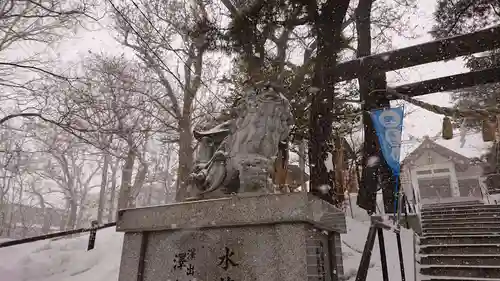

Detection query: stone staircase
xmin=418 ymin=201 xmax=500 ymax=281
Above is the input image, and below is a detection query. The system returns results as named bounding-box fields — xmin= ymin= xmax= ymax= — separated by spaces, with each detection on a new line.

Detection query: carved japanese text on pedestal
xmin=167 ymin=244 xmax=241 ymax=281
xmin=172 ymin=248 xmax=197 ymax=277
xmin=217 ymin=246 xmax=240 ymax=281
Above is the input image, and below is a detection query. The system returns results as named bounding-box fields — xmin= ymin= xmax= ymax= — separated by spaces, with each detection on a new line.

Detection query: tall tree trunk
xmin=355 ymin=0 xmax=395 ymax=214
xmin=165 ymin=145 xmax=172 ymax=203
xmin=146 ymin=184 xmax=153 ymax=206
xmin=0 ymin=163 xmax=11 ymax=236
xmin=334 ymin=136 xmax=346 ymax=200
xmin=107 ymin=157 xmax=119 ymax=222
xmin=0 ymin=187 xmax=5 ymax=236
xmin=60 ymin=199 xmax=69 ymax=231
xmin=76 ymin=204 xmax=86 ymax=229
xmin=130 ymin=163 xmax=149 ymax=207
xmin=308 ymin=0 xmax=351 ymax=207
xmin=66 ymin=198 xmax=78 ymax=230
xmin=299 ymin=139 xmax=306 ymax=190
xmin=117 ymin=147 xmax=136 ymax=212
xmin=175 ymin=116 xmax=194 ymax=202
xmin=34 ymin=192 xmax=50 ymax=234
xmin=97 ymin=153 xmax=110 ymax=224
xmin=5 ymin=188 xmax=15 ymax=237
xmin=17 ymin=179 xmax=24 ymax=237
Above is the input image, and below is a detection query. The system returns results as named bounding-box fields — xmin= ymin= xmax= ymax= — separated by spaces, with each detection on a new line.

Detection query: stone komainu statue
xmin=186 ymin=82 xmax=294 ymax=200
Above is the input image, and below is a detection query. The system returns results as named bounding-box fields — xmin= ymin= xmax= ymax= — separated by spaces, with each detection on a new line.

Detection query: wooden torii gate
xmin=333 ymin=25 xmax=500 ymax=281
xmin=337 ymin=24 xmax=500 ymax=213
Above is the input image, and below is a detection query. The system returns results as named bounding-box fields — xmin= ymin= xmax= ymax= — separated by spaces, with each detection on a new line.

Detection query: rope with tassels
xmin=340 ymin=89 xmax=500 ymax=120
xmin=368 ymin=88 xmax=500 ymax=141
xmin=320 ymin=87 xmax=498 ymax=141
xmin=383 ymin=88 xmax=500 ymax=119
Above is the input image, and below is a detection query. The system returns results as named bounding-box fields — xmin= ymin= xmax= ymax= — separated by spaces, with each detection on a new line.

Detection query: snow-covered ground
xmin=342 ymin=218 xmax=416 ymax=281
xmin=0 ymin=218 xmax=416 ymax=281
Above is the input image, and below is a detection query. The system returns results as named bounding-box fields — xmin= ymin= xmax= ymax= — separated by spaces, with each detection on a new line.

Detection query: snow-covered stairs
xmin=418 ymin=201 xmax=500 ymax=281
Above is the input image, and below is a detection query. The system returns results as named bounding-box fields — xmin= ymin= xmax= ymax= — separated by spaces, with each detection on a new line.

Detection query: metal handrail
xmin=0 ymin=222 xmax=116 ymax=249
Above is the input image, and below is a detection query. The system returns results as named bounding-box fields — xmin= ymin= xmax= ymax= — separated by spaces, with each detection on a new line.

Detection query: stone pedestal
xmin=116 ymin=193 xmax=347 ymax=281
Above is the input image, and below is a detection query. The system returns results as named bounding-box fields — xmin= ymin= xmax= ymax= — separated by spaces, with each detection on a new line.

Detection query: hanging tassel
xmin=482 ymin=119 xmax=496 ymax=142
xmin=442 ymin=116 xmax=453 ymax=140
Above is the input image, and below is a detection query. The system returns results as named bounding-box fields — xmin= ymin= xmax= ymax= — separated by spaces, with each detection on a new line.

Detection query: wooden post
xmin=494 ymin=115 xmax=500 ymax=198
xmin=299 ymin=139 xmax=306 ymax=190
xmin=413 ymin=232 xmax=418 ymax=281
xmin=334 ymin=136 xmax=346 ymax=204
xmin=355 ymin=0 xmax=396 ymax=214
xmin=358 ymin=73 xmax=396 ymax=214
xmin=496 ymin=115 xmax=500 ymax=156
xmin=273 ymin=141 xmax=289 ymax=192
xmin=87 ymin=220 xmax=99 ymax=251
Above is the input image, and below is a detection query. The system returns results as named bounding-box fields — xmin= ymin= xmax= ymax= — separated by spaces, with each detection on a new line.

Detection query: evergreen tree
xmin=431 ymin=0 xmax=500 ymax=38
xmin=215 ymin=0 xmax=417 ymax=206
xmin=214 ymin=0 xmax=352 ymax=206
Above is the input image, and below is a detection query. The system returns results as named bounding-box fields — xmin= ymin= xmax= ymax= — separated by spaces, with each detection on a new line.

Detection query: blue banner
xmin=370 ymin=107 xmax=404 ymax=176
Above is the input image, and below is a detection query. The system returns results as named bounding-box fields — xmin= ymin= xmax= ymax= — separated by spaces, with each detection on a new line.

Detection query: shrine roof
xmin=400 ymin=132 xmax=491 ymax=167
